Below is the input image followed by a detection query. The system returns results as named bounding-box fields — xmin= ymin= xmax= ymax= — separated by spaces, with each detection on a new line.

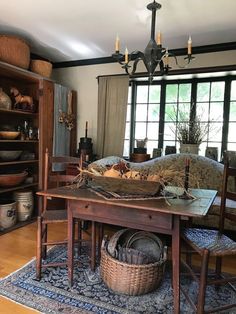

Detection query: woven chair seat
xmin=42 ymin=209 xmax=67 ymax=222
xmin=182 ymin=228 xmax=236 ymax=256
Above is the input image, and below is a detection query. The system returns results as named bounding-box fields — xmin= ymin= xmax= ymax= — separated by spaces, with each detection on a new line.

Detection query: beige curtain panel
xmin=97 ymin=75 xmax=129 ymax=158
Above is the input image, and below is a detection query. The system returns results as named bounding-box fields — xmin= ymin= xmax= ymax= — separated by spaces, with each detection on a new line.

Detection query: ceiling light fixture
xmin=112 ymin=1 xmax=194 ymax=82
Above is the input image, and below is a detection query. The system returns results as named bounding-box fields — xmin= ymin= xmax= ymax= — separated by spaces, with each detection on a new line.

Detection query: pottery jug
xmin=0 ymin=88 xmax=12 ymax=110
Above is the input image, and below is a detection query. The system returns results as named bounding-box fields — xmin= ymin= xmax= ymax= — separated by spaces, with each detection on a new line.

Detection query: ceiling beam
xmin=53 ymin=41 xmax=236 ymax=69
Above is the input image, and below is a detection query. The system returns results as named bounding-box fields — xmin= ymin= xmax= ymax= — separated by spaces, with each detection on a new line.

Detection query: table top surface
xmin=37 ymin=185 xmax=217 ymax=218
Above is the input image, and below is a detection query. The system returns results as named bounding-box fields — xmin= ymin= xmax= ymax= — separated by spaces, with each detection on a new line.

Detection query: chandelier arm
xmin=131 ymin=57 xmax=143 ymax=75
xmin=168 ymin=52 xmax=195 ymax=69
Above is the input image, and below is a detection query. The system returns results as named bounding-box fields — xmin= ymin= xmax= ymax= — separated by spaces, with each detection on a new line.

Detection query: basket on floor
xmin=100 ymin=241 xmax=167 ymax=296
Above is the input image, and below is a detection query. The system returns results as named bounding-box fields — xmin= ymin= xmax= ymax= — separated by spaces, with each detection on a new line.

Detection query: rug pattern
xmin=0 ymin=245 xmax=235 ymax=314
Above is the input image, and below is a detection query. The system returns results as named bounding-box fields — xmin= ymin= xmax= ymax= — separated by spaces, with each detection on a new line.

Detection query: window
xmin=123 ymin=75 xmax=236 ymax=161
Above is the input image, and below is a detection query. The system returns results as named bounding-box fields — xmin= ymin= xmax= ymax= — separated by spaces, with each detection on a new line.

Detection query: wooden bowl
xmin=0 ymin=131 xmax=20 ymax=140
xmin=0 ymin=150 xmax=22 ymax=161
xmin=0 ymin=171 xmax=28 ymax=187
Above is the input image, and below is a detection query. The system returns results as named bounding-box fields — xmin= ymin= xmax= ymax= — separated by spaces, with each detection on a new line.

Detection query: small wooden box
xmin=130 ymin=153 xmax=150 ymax=163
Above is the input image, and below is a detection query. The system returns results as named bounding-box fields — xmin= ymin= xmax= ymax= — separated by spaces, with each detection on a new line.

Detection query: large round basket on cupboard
xmin=13 ymin=190 xmax=34 ymax=221
xmin=0 ymin=35 xmax=30 ymax=69
xmin=30 ymin=60 xmax=52 ymax=78
xmin=0 ymin=200 xmax=17 ymax=230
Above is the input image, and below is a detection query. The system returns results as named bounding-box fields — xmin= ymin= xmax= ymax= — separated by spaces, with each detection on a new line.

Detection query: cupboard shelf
xmin=0 ymin=140 xmax=39 ymax=143
xmin=0 ymin=160 xmax=39 ymax=166
xmin=0 ymin=182 xmax=38 ymax=194
xmin=0 ymin=108 xmax=38 ymax=117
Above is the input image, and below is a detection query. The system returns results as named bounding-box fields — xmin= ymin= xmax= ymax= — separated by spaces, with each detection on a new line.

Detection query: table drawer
xmin=69 ymin=200 xmax=173 ymax=231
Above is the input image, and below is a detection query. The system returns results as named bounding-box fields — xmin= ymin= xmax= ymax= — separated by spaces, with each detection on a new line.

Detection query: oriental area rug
xmin=0 ymin=245 xmax=235 ymax=314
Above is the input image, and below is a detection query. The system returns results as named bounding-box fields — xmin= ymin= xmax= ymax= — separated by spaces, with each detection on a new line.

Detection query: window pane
xmin=166 ymin=85 xmax=178 ymax=102
xmin=228 ymin=122 xmax=236 ymax=142
xmin=230 ymin=81 xmax=236 ymax=100
xmin=124 ymin=122 xmax=130 ymax=138
xmin=148 ymin=104 xmax=160 ymax=121
xmin=197 ymin=83 xmax=210 ymax=101
xmin=179 ymin=84 xmax=191 ymax=102
xmin=149 ymin=85 xmax=161 ymax=103
xmin=227 ymin=143 xmax=236 ymax=151
xmin=126 ymin=104 xmax=131 ymax=122
xmin=135 ymin=122 xmax=146 ymax=139
xmin=165 ymin=103 xmax=177 ymax=121
xmin=147 ymin=141 xmax=158 ymax=156
xmin=164 ymin=122 xmax=176 ymax=141
xmin=209 ymin=102 xmax=223 ymax=121
xmin=209 ymin=122 xmax=222 ymax=142
xmin=136 ymin=104 xmax=147 ymax=121
xmin=147 ymin=122 xmax=159 ymax=140
xmin=136 ymin=86 xmax=148 ymax=103
xmin=229 ymin=102 xmax=236 ymax=121
xmin=123 ymin=140 xmax=130 ymax=157
xmin=196 ymin=102 xmax=209 ymax=120
xmin=128 ymin=86 xmax=132 ymax=103
xmin=211 ymin=82 xmax=225 ymax=101
xmin=178 ymin=103 xmax=190 ymax=121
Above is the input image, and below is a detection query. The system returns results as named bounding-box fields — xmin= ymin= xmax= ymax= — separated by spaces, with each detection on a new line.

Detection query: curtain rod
xmin=96 ymin=64 xmax=236 ymax=81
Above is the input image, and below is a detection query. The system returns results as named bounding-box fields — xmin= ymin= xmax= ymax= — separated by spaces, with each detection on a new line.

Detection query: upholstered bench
xmin=89 ymin=154 xmax=236 ymax=231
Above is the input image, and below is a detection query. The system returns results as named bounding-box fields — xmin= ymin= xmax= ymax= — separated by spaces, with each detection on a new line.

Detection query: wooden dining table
xmin=37 ymin=186 xmax=217 ymax=314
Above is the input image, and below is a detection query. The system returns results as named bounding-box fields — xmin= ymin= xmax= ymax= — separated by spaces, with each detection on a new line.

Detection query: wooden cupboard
xmin=0 ymin=61 xmax=76 ymax=234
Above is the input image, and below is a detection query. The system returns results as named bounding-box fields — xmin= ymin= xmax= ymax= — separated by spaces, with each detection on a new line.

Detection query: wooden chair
xmin=180 ymin=153 xmax=236 ymax=313
xmin=36 ymin=148 xmax=97 ymax=280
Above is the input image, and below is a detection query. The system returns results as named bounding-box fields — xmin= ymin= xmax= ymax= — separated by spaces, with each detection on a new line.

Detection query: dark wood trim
xmin=53 ymin=42 xmax=236 ymax=69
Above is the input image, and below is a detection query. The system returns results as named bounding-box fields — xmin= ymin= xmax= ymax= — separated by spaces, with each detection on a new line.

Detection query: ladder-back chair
xmin=181 ymin=153 xmax=236 ymax=313
xmin=36 ymin=148 xmax=97 ymax=280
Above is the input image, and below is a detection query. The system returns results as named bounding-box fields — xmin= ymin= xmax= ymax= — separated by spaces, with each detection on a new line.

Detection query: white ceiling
xmin=0 ymin=0 xmax=235 ymax=63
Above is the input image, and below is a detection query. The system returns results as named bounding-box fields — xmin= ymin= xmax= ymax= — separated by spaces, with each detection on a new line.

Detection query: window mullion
xmin=158 ymin=81 xmax=166 ymax=149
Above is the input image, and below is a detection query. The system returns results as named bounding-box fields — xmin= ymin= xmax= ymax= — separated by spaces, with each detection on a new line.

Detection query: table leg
xmin=91 ymin=221 xmax=96 ymax=271
xmin=67 ymin=201 xmax=74 ymax=287
xmin=172 ymin=215 xmax=180 ymax=314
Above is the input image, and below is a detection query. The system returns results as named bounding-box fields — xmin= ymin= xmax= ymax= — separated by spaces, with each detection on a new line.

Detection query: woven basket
xmin=0 ymin=35 xmax=30 ymax=69
xmin=100 ymin=244 xmax=167 ymax=296
xmin=30 ymin=60 xmax=52 ymax=78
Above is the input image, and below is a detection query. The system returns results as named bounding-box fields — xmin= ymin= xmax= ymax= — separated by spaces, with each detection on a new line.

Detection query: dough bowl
xmin=0 ymin=131 xmax=20 ymax=140
xmin=0 ymin=150 xmax=22 ymax=161
xmin=0 ymin=171 xmax=28 ymax=187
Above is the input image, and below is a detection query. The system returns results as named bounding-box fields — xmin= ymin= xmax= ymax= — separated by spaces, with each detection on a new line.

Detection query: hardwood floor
xmin=0 ymin=222 xmax=67 ymax=314
xmin=0 ymin=222 xmax=235 ymax=313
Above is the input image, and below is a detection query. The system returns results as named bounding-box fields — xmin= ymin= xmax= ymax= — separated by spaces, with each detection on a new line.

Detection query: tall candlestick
xmin=115 ymin=35 xmax=120 ymax=52
xmin=125 ymin=47 xmax=129 ymax=64
xmin=188 ymin=36 xmax=192 ymax=55
xmin=164 ymin=48 xmax=169 ymax=66
xmin=85 ymin=121 xmax=88 ymax=138
xmin=157 ymin=31 xmax=162 ymax=45
xmin=184 ymin=158 xmax=190 ymax=191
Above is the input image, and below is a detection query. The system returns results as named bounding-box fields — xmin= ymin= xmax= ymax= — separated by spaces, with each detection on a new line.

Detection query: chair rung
xmin=43 ymin=240 xmax=67 ymax=246
xmin=208 ymin=275 xmax=236 ymax=286
xmin=41 ymin=260 xmax=82 ymax=268
xmin=42 ymin=261 xmax=67 ymax=267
